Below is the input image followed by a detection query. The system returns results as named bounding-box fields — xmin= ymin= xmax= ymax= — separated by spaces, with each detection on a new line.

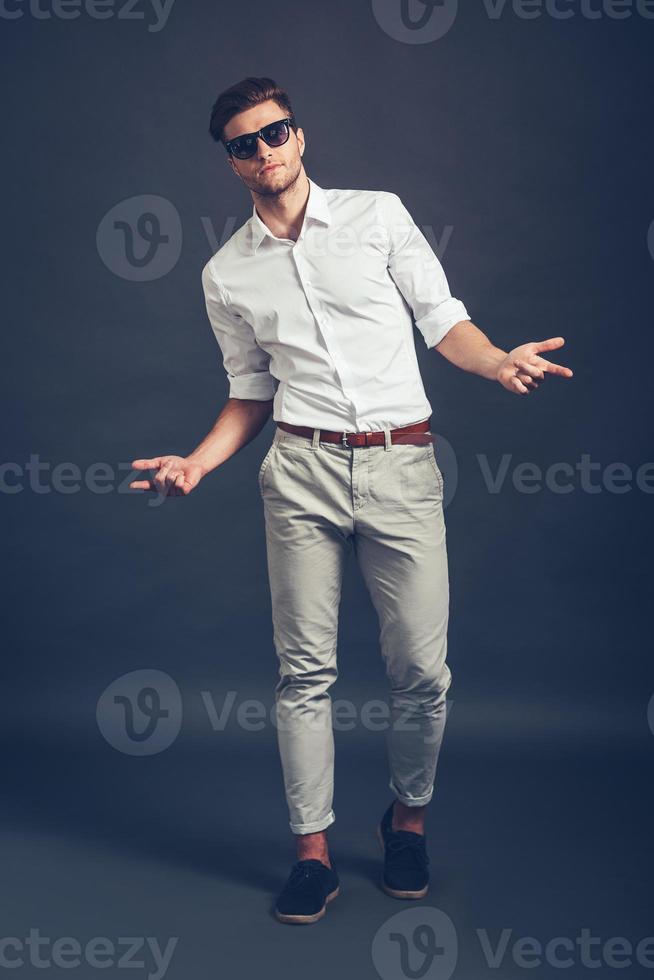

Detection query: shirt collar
xmin=248 ymin=176 xmax=331 ymax=253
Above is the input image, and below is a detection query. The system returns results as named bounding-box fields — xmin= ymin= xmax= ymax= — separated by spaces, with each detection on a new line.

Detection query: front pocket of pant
xmin=427 ymin=450 xmax=444 ymax=497
xmin=402 ymin=448 xmax=442 ymax=501
xmin=257 ymin=444 xmax=276 ymax=495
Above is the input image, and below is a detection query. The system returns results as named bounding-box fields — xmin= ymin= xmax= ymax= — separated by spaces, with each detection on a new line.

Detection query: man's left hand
xmin=496 ymin=336 xmax=574 ymax=395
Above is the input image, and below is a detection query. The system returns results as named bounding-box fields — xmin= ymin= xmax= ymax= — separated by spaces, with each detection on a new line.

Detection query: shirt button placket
xmin=294 ymin=252 xmax=358 ymax=421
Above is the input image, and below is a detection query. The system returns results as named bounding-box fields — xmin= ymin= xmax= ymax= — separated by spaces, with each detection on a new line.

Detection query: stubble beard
xmin=247 ymin=157 xmax=304 ymax=200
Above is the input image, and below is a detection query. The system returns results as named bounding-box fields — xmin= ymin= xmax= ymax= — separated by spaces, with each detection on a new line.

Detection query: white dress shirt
xmin=201 ymin=177 xmax=470 ymax=431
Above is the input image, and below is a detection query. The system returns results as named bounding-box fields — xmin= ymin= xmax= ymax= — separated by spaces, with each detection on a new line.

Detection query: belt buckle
xmin=341 ymin=430 xmax=350 ymax=448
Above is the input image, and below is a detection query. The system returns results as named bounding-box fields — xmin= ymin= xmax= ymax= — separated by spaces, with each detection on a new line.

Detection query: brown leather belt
xmin=277 ymin=418 xmax=434 ymax=448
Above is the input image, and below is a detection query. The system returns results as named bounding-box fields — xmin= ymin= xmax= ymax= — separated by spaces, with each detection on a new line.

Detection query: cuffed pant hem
xmin=389 ymin=780 xmax=434 ymax=807
xmin=289 ymin=809 xmax=336 ymax=835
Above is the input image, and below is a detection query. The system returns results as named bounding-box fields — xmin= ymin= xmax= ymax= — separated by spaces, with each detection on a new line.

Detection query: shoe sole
xmin=274 ymin=886 xmax=340 ymax=925
xmin=377 ymin=824 xmax=429 ymax=899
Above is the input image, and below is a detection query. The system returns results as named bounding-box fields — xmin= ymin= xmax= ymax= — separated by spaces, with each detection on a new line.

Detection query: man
xmin=130 ymin=76 xmax=573 ymax=925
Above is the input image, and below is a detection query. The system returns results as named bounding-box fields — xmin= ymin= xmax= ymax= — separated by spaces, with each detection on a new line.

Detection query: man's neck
xmin=252 ymin=171 xmax=310 ymax=242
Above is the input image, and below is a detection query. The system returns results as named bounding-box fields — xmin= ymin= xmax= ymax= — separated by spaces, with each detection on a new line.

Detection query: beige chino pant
xmin=258 ymin=422 xmax=451 ymax=835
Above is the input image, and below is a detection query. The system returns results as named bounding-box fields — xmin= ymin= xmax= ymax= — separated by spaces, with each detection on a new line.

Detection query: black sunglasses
xmin=223 ymin=117 xmax=293 ymax=160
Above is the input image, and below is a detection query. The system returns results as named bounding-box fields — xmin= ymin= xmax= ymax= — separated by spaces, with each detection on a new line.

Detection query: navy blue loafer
xmin=275 ymin=858 xmax=340 ymax=924
xmin=377 ymin=801 xmax=430 ymax=899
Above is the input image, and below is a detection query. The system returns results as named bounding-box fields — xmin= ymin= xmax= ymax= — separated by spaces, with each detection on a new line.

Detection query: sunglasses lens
xmin=262 ymin=120 xmax=289 ymax=146
xmin=230 ymin=136 xmax=257 ymax=159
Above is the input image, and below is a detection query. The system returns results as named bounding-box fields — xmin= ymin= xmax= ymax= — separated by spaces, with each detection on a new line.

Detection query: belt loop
xmin=311 ymin=427 xmax=320 ymax=450
xmin=383 ymin=423 xmax=392 ymax=451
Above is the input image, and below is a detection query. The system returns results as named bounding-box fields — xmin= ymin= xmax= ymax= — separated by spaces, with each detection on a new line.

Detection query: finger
xmin=541 ymin=359 xmax=574 ymax=377
xmin=511 ymin=375 xmax=530 ymax=394
xmin=179 ymin=471 xmax=199 ymax=495
xmin=154 ymin=461 xmax=175 ymax=493
xmin=129 ymin=479 xmax=156 ymax=491
xmin=515 ymin=359 xmax=546 ymax=380
xmin=533 ymin=336 xmax=565 ymax=353
xmin=164 ymin=467 xmax=185 ymax=495
xmin=517 ymin=373 xmax=539 ymax=389
xmin=169 ymin=472 xmax=185 ymax=496
xmin=131 ymin=458 xmax=163 ymax=470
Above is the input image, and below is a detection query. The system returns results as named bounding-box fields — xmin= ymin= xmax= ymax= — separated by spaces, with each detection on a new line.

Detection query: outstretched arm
xmin=435 ymin=321 xmax=574 ymax=395
xmin=130 ymin=397 xmax=273 ymax=496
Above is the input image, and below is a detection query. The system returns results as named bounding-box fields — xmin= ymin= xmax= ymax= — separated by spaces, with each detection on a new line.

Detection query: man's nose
xmin=256 ymin=136 xmax=273 ymax=156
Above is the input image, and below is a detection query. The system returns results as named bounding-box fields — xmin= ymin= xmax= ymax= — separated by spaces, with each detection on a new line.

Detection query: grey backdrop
xmin=2 ymin=1 xmax=653 ymax=977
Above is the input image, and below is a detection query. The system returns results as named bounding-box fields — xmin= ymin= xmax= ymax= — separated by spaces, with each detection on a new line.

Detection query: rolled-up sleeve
xmin=201 ymin=261 xmax=276 ymax=400
xmin=380 ymin=192 xmax=471 ymax=349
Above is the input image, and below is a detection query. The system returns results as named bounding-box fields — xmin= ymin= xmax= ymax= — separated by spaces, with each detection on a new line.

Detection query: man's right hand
xmin=129 ymin=455 xmax=206 ymax=497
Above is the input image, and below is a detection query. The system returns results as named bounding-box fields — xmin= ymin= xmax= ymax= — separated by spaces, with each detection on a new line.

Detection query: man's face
xmin=223 ymin=99 xmax=305 ymax=197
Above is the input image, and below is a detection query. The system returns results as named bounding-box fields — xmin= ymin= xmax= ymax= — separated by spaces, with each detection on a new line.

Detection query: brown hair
xmin=209 ymin=76 xmax=297 ymax=146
